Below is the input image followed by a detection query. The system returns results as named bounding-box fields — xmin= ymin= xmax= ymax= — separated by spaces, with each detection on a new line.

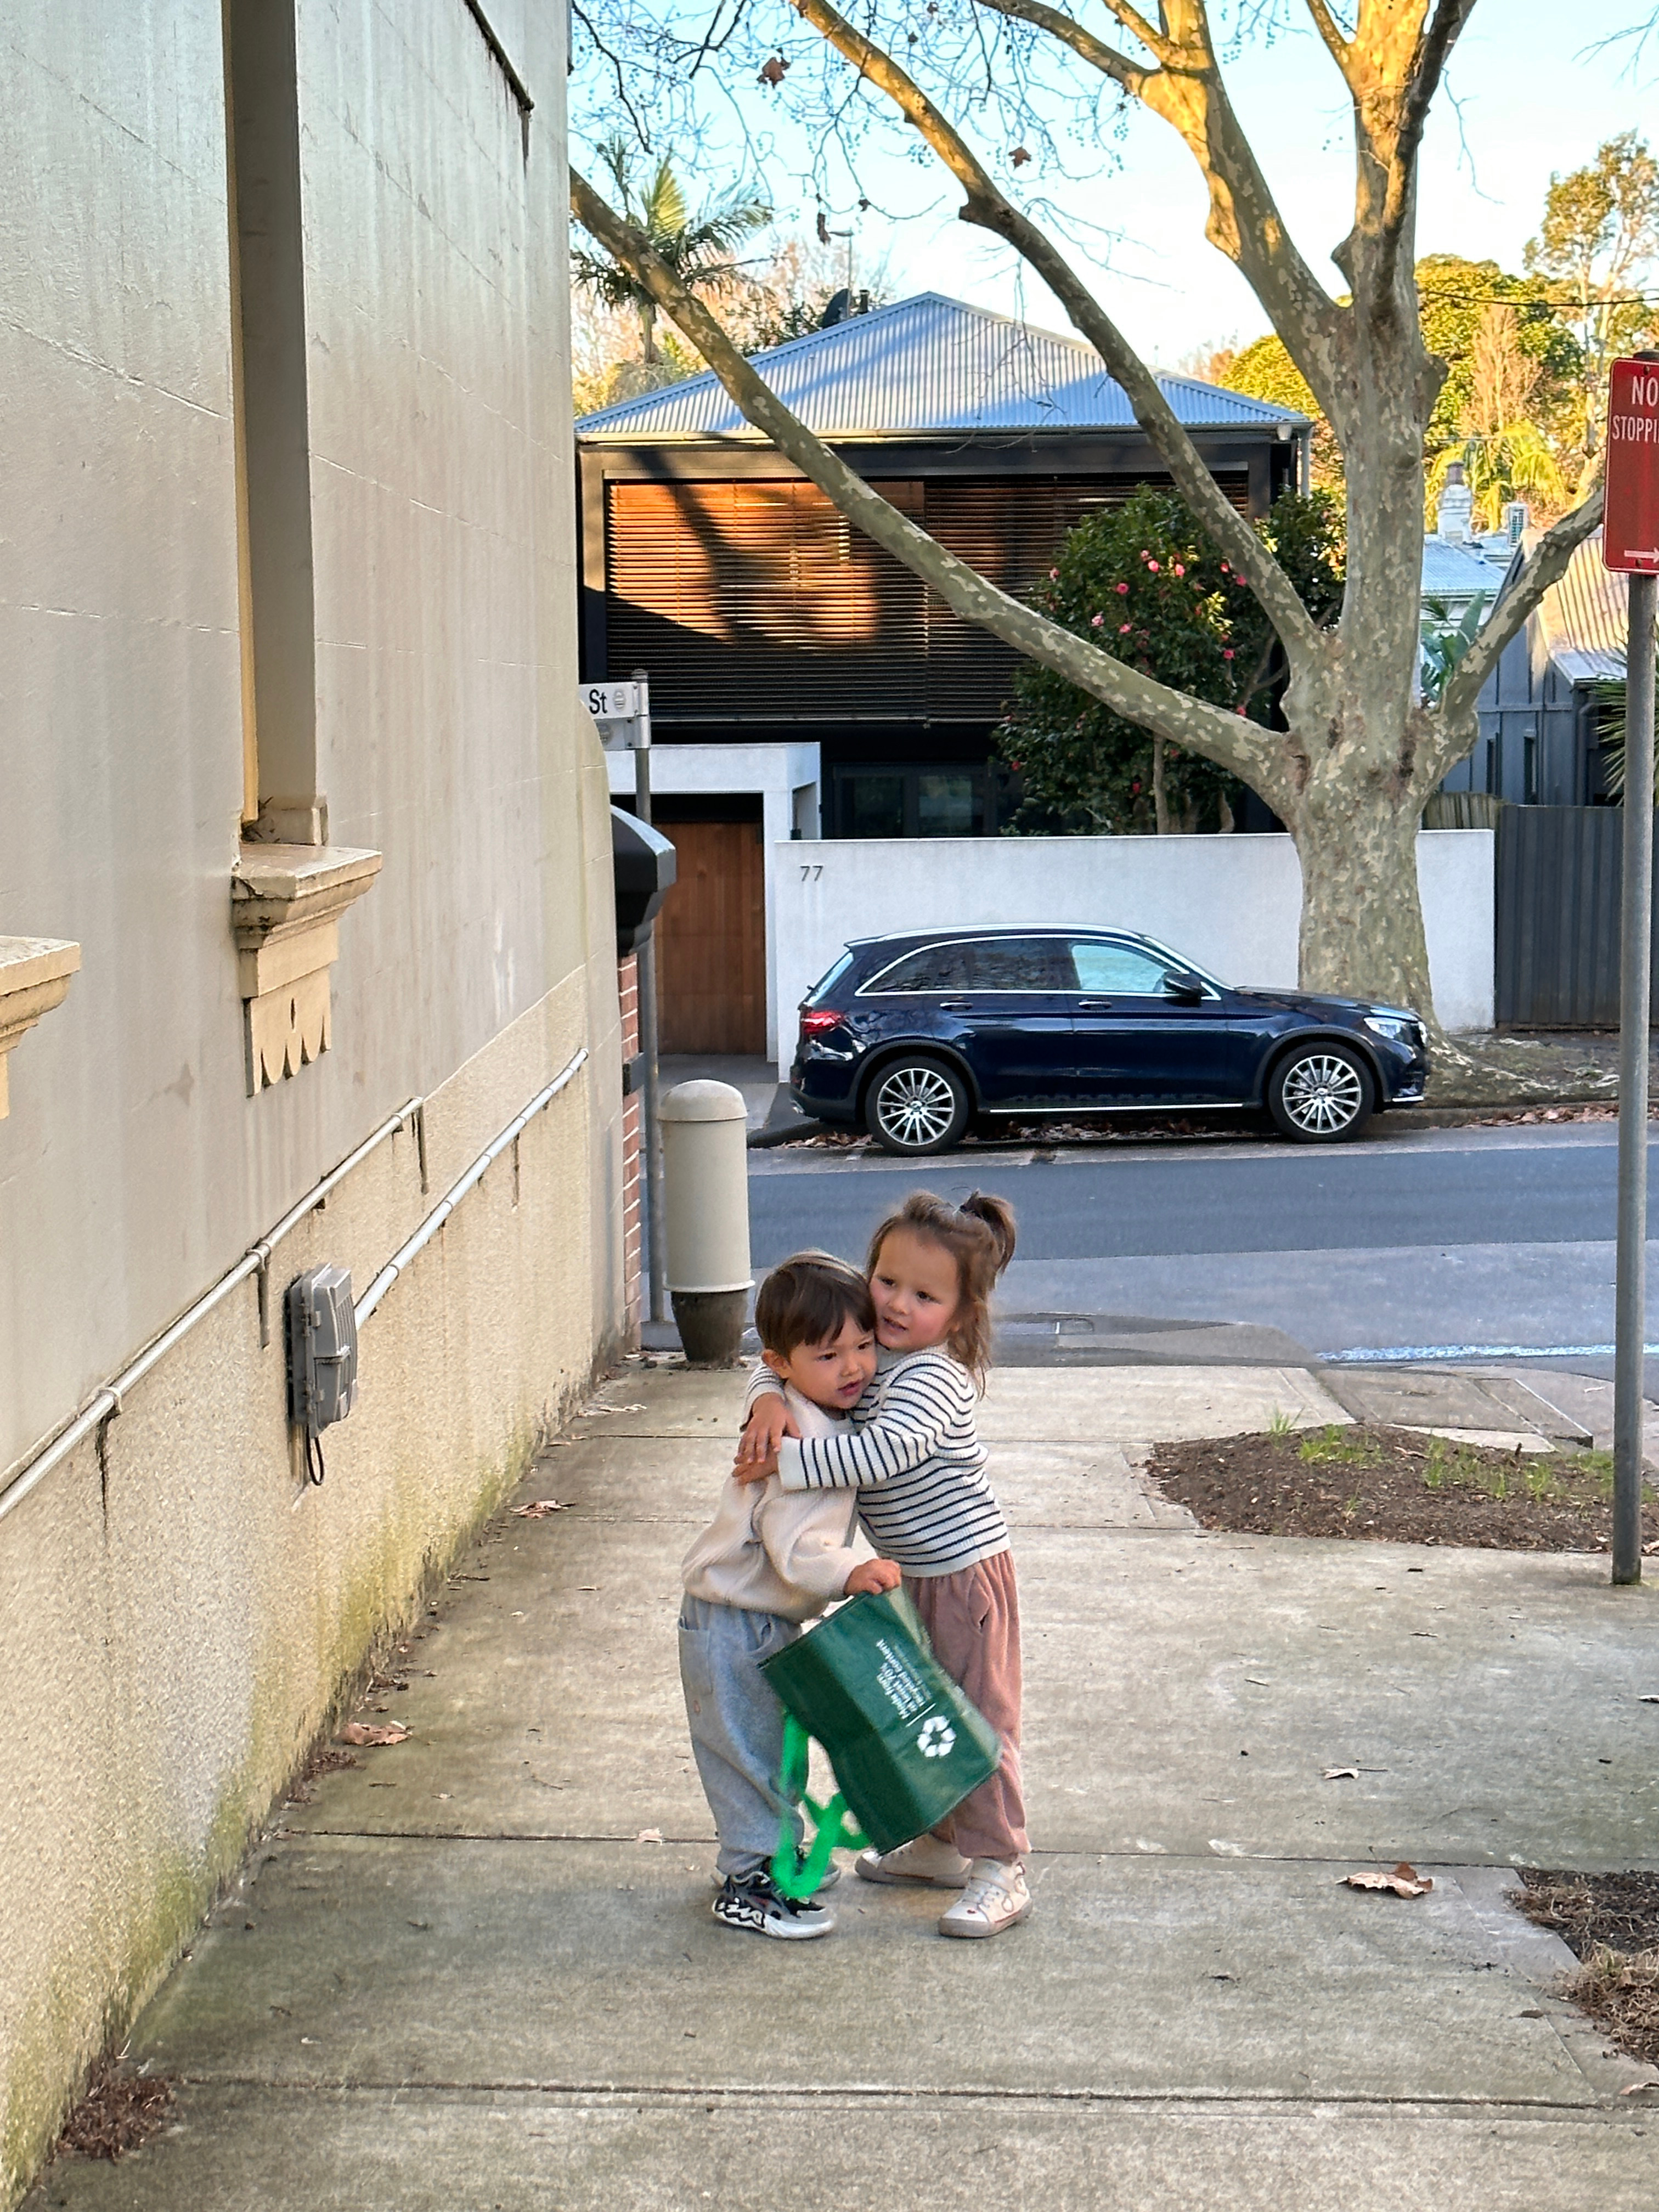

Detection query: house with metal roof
xmin=1440 ymin=529 xmax=1627 ymax=808
xmin=576 ymin=291 xmax=1309 ymax=1053
xmin=577 ymin=292 xmax=1308 ymax=824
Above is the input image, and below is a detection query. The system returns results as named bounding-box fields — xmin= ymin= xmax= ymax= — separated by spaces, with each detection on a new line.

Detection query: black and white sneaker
xmin=711 ymin=1871 xmax=836 ymax=1940
xmin=710 ymin=1853 xmax=840 ymax=1894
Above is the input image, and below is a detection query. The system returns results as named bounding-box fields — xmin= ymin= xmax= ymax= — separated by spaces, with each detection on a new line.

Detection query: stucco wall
xmin=771 ymin=829 xmax=1496 ymax=1072
xmin=0 ymin=0 xmax=602 ymax=1469
xmin=0 ymin=4 xmax=620 ymax=2197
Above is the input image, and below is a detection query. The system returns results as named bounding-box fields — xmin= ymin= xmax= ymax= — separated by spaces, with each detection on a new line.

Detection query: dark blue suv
xmin=791 ymin=928 xmax=1428 ymax=1153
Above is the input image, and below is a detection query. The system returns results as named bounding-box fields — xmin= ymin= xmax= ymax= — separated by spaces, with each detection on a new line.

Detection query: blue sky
xmin=713 ymin=3 xmax=1655 ymax=367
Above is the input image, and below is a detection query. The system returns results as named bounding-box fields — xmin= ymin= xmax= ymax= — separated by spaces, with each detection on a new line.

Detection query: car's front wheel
xmin=1266 ymin=1042 xmax=1374 ymax=1142
xmin=864 ymin=1054 xmax=972 ymax=1155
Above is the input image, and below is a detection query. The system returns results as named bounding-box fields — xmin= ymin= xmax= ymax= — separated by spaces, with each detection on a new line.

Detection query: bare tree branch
xmin=1376 ymin=0 xmax=1478 ymax=296
xmin=961 ymin=0 xmax=1151 ymax=91
xmin=791 ymin=0 xmax=1325 ymax=663
xmin=1089 ymin=0 xmax=1175 ymax=65
xmin=1302 ymin=0 xmax=1356 ymax=72
xmin=571 ymin=164 xmax=1291 ymax=792
xmin=974 ymin=0 xmax=1350 ymax=427
xmin=1435 ymin=484 xmax=1607 ymax=742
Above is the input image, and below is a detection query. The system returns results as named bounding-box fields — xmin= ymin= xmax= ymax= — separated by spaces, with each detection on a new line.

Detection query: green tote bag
xmin=760 ymin=1587 xmax=1002 ymax=1864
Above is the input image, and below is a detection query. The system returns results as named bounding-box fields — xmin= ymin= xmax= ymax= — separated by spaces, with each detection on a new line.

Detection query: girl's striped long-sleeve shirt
xmin=743 ymin=1348 xmax=1009 ymax=1578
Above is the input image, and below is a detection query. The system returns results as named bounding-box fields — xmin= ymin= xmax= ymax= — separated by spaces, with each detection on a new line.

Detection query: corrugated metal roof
xmin=575 ymin=292 xmax=1308 ymax=441
xmin=1537 ymin=528 xmax=1628 ymax=685
xmin=1421 ymin=534 xmax=1514 ymax=607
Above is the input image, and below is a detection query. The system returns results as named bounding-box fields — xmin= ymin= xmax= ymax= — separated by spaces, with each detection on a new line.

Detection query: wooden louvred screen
xmin=607 ymin=471 xmax=1251 ymax=722
xmin=606 ymin=479 xmax=927 ymax=719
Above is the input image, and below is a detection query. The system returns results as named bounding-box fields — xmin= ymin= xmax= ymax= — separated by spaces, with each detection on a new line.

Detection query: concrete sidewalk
xmin=28 ymin=1363 xmax=1659 ymax=2210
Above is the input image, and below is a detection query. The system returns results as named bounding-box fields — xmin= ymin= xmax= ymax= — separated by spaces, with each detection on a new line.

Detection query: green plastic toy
xmin=763 ymin=1589 xmax=1002 ymax=1898
xmin=769 ymin=1714 xmax=869 ymax=1900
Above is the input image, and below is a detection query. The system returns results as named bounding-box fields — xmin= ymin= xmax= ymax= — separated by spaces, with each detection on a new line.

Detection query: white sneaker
xmin=938 ymin=1858 xmax=1031 ymax=1939
xmin=855 ymin=1835 xmax=972 ymax=1889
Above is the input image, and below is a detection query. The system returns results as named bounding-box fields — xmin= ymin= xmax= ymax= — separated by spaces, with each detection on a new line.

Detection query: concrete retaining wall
xmin=772 ymin=830 xmax=1496 ymax=1073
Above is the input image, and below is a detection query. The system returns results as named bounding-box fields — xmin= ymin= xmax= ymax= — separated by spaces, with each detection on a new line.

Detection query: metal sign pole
xmin=1615 ymin=567 xmax=1658 ymax=1585
xmin=1606 ymin=352 xmax=1659 ymax=1587
xmin=629 ymin=670 xmax=669 ymax=1328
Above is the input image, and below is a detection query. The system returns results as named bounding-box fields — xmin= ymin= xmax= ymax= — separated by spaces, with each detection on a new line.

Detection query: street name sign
xmin=579 ymin=680 xmax=650 ymax=750
xmin=1604 ymin=357 xmax=1659 ymax=573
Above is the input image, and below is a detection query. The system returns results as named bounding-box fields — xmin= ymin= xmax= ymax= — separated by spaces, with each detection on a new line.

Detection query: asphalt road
xmin=747 ymin=1121 xmax=1659 ymax=1372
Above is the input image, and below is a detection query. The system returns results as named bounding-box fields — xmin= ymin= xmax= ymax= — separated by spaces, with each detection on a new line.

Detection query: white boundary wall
xmin=771 ymin=828 xmax=1494 ymax=1075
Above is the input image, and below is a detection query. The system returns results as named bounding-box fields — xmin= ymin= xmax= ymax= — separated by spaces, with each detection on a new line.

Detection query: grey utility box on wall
xmin=285 ymin=1265 xmax=358 ymax=1481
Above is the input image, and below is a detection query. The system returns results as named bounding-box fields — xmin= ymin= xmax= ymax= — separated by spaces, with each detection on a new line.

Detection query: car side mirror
xmin=1161 ymin=970 xmax=1204 ymax=1002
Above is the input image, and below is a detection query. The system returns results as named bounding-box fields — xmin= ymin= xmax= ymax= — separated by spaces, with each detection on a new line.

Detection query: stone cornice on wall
xmin=231 ymin=845 xmax=382 ymax=1093
xmin=0 ymin=938 xmax=80 ymax=1119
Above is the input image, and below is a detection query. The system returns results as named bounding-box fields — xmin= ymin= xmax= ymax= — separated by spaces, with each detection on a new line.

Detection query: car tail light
xmin=800 ymin=1008 xmax=842 ymax=1037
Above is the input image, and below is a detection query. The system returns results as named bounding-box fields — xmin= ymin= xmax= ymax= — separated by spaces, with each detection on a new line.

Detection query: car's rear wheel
xmin=865 ymin=1054 xmax=972 ymax=1155
xmin=1267 ymin=1042 xmax=1374 ymax=1143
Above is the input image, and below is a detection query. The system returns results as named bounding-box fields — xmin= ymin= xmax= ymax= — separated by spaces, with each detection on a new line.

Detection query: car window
xmin=1067 ymin=940 xmax=1175 ymax=995
xmin=864 ymin=943 xmax=978 ymax=993
xmin=966 ymin=938 xmax=1068 ymax=991
xmin=805 ymin=951 xmax=855 ymax=1005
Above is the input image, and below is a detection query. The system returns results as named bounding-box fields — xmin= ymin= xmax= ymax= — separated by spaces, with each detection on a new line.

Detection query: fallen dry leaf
xmin=636 ymin=1827 xmax=664 ymax=1844
xmin=513 ymin=1500 xmax=568 ymax=1518
xmin=1344 ymin=1861 xmax=1434 ymax=1898
xmin=1621 ymin=2079 xmax=1659 ymax=2095
xmin=339 ymin=1720 xmax=410 ymax=1748
xmin=1323 ymin=1767 xmax=1360 ymax=1781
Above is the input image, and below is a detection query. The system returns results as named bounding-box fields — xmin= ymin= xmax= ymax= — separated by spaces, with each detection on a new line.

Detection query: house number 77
xmin=799 ymin=865 xmax=823 ymax=881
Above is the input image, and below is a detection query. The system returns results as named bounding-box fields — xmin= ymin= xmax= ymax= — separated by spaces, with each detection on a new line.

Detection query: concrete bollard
xmin=660 ymin=1080 xmax=753 ymax=1365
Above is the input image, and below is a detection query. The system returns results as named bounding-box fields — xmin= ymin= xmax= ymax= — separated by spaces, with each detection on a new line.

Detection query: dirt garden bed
xmin=1516 ymin=1871 xmax=1659 ymax=2072
xmin=1143 ymin=1421 xmax=1658 ymax=1551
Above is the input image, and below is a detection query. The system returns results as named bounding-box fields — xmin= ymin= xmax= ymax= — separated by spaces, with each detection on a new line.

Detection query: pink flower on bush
xmin=1049 ymin=568 xmax=1058 ymax=580
xmin=1146 ymin=558 xmax=1160 ymax=572
xmin=1173 ymin=563 xmax=1185 ymax=577
xmin=1091 ymin=613 xmax=1104 ymax=627
xmin=1119 ymin=622 xmax=1132 ymax=633
xmin=1222 ymin=648 xmax=1234 ymax=659
xmin=1116 ymin=582 xmax=1129 ymax=594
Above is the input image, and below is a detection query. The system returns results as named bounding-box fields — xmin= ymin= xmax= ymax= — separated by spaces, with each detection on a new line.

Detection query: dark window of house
xmin=845 ymin=772 xmax=907 ymax=838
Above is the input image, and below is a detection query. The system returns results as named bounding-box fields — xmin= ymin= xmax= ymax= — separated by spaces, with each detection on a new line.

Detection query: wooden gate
xmin=654 ymin=820 xmax=767 ymax=1054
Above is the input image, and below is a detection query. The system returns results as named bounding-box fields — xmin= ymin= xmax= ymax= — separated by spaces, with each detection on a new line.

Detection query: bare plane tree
xmin=573 ymin=0 xmax=1609 ymax=1084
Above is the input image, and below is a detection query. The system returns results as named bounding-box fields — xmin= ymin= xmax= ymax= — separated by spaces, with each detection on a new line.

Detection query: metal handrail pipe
xmin=355 ymin=1048 xmax=588 ymax=1327
xmin=0 ymin=1098 xmax=422 ymax=1528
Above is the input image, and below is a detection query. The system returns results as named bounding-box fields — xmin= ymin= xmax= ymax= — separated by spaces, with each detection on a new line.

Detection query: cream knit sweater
xmin=679 ymin=1384 xmax=873 ymax=1623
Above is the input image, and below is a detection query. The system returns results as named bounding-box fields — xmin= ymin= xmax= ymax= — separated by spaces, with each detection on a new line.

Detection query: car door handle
xmin=1075 ymin=997 xmax=1114 ymax=1009
xmin=936 ymin=998 xmax=972 ymax=1012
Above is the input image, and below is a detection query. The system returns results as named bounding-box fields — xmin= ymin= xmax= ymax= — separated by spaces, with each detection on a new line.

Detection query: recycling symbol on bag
xmin=917 ymin=1716 xmax=956 ymax=1759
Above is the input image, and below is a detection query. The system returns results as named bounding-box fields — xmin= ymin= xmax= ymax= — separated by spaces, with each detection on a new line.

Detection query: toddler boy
xmin=679 ymin=1252 xmax=900 ymax=1938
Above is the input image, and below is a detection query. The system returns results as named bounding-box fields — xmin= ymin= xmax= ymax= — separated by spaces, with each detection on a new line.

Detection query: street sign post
xmin=579 ymin=674 xmax=669 ymax=1329
xmin=1604 ymin=357 xmax=1659 ymax=1587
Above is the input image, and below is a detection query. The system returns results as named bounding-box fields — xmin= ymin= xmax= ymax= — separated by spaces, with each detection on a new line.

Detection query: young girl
xmin=735 ymin=1190 xmax=1028 ymax=1940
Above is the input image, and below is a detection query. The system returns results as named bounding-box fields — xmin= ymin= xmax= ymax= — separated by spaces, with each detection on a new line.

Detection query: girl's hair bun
xmin=960 ymin=1189 xmax=1017 ymax=1276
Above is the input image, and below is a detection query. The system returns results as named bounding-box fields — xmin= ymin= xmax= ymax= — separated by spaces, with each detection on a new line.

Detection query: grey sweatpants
xmin=679 ymin=1593 xmax=803 ymax=1878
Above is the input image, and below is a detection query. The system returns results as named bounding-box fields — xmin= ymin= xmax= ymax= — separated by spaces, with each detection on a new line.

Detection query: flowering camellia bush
xmin=998 ymin=487 xmax=1345 ymax=834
